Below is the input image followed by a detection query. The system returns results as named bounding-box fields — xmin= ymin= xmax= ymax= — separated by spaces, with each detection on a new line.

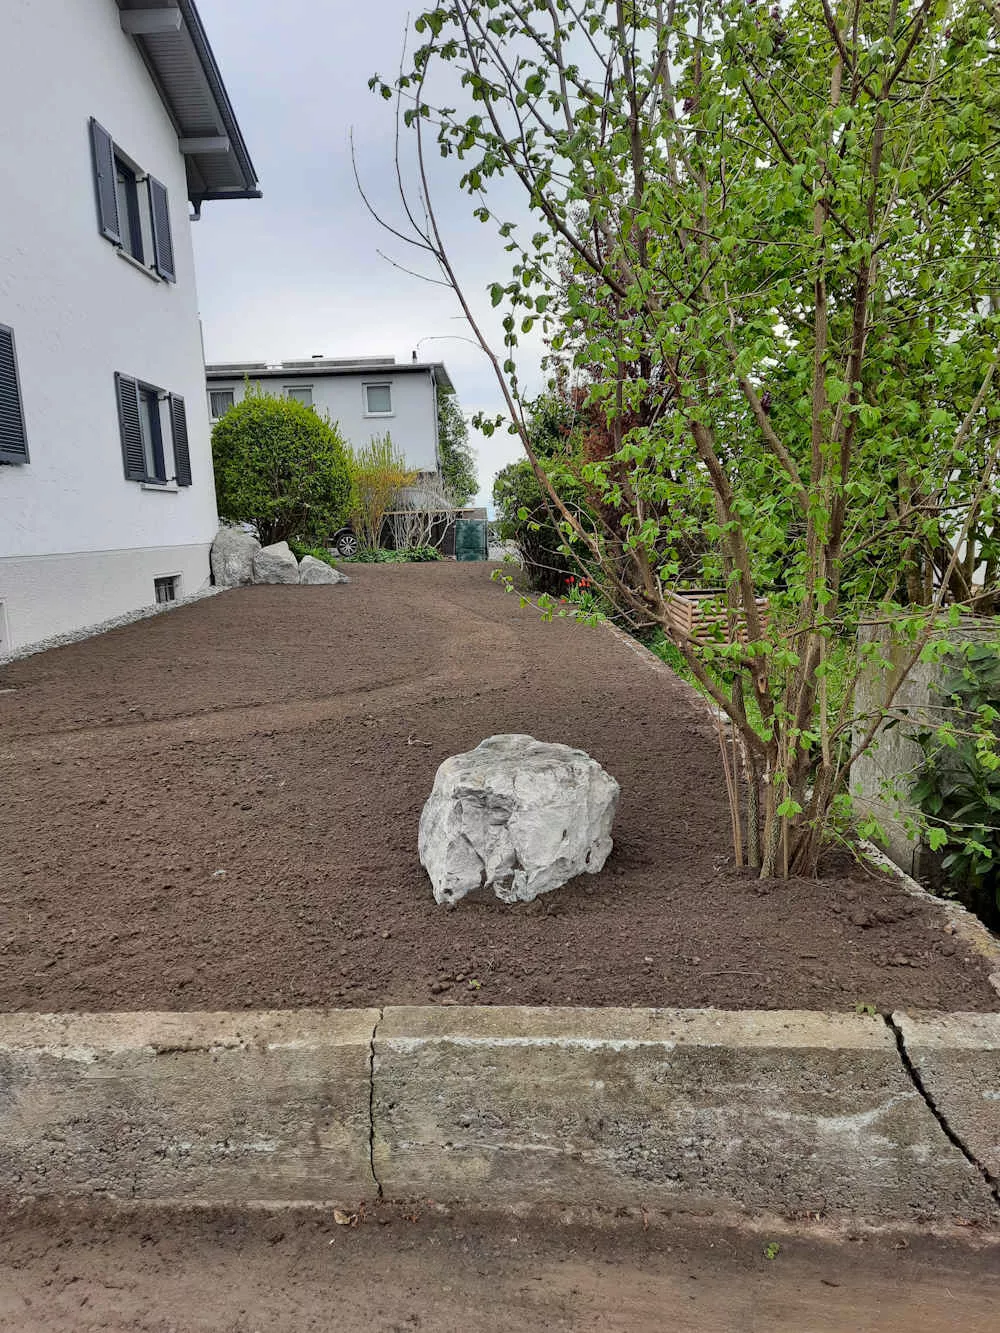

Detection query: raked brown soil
xmin=0 ymin=562 xmax=995 ymax=1013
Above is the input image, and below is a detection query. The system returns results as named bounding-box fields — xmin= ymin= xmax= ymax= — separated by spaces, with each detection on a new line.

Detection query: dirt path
xmin=1 ymin=1203 xmax=997 ymax=1332
xmin=0 ymin=563 xmax=995 ymax=1013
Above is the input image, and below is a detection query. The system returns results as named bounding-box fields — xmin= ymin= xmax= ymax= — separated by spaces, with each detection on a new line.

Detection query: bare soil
xmin=2 ymin=1202 xmax=998 ymax=1333
xmin=0 ymin=563 xmax=995 ymax=1013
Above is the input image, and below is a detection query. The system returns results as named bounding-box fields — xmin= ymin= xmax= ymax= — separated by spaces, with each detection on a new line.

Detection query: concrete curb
xmin=0 ymin=1007 xmax=997 ymax=1221
xmin=892 ymin=1011 xmax=1000 ymax=1185
xmin=0 ymin=1010 xmax=377 ymax=1203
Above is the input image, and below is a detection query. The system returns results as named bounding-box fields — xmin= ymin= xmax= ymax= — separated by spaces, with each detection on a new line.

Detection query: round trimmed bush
xmin=211 ymin=385 xmax=351 ymax=546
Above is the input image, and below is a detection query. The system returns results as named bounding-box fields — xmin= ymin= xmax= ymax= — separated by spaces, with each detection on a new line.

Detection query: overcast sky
xmin=192 ymin=0 xmax=542 ymax=508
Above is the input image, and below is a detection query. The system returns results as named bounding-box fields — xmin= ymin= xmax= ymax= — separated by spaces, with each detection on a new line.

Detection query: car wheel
xmin=335 ymin=531 xmax=359 ymax=558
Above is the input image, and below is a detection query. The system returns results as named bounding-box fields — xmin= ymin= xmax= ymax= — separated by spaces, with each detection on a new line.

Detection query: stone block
xmin=372 ymin=1006 xmax=996 ymax=1221
xmin=0 ymin=1010 xmax=377 ymax=1204
xmin=893 ymin=1010 xmax=1000 ymax=1181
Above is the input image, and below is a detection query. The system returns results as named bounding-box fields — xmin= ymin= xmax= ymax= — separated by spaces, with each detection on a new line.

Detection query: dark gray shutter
xmin=148 ymin=177 xmax=175 ymax=281
xmin=0 ymin=325 xmax=29 ymax=464
xmin=169 ymin=394 xmax=192 ymax=486
xmin=89 ymin=118 xmax=121 ymax=244
xmin=115 ymin=373 xmax=146 ymax=481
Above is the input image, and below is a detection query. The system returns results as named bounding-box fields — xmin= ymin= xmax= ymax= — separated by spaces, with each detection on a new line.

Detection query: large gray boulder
xmin=210 ymin=527 xmax=260 ymax=587
xmin=252 ymin=540 xmax=299 ymax=585
xmin=418 ymin=733 xmax=620 ymax=906
xmin=298 ymin=555 xmax=350 ymax=585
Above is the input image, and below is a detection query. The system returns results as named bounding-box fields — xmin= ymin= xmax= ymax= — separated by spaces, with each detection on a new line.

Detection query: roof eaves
xmin=116 ymin=1 xmax=259 ymax=206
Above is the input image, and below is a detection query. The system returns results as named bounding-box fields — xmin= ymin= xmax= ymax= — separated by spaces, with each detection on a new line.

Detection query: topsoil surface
xmin=3 ymin=1202 xmax=998 ymax=1333
xmin=0 ymin=563 xmax=996 ymax=1013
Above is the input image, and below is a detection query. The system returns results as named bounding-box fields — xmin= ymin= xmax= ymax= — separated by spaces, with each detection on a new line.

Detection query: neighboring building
xmin=0 ymin=0 xmax=258 ymax=654
xmin=204 ymin=357 xmax=454 ymax=496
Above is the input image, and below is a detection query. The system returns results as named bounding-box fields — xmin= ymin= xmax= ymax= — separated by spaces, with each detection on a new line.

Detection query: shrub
xmin=912 ymin=644 xmax=1000 ymax=930
xmin=345 ymin=433 xmax=416 ymax=550
xmin=211 ymin=385 xmax=351 ymax=545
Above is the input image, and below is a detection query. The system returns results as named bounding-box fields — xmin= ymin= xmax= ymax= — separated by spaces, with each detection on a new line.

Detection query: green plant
xmin=211 ymin=384 xmax=351 ymax=546
xmin=346 ymin=433 xmax=417 ymax=551
xmin=911 ymin=643 xmax=1000 ymax=925
xmin=763 ymin=1243 xmax=780 ymax=1262
xmin=288 ymin=541 xmax=340 ymax=569
xmin=854 ymin=1002 xmax=878 ymax=1017
xmin=437 ymin=384 xmax=478 ymax=506
xmin=344 ymin=545 xmax=442 ymax=564
xmin=369 ymin=0 xmax=1000 ymax=875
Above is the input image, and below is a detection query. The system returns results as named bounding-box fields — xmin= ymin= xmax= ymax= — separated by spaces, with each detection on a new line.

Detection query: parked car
xmin=329 ymin=525 xmax=359 ymax=558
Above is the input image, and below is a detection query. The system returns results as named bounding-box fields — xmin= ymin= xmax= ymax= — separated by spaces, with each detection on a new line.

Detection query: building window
xmin=115 ymin=374 xmax=192 ymax=486
xmin=286 ymin=385 xmax=313 ymax=406
xmin=90 ymin=119 xmax=176 ymax=282
xmin=115 ymin=155 xmax=145 ymax=263
xmin=154 ymin=576 xmax=180 ymax=605
xmin=0 ymin=323 xmax=29 ymax=465
xmin=210 ymin=389 xmax=235 ymax=419
xmin=364 ymin=382 xmax=393 ymax=416
xmin=138 ymin=385 xmax=166 ymax=483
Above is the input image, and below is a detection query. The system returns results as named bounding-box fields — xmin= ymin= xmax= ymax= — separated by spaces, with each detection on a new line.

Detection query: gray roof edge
xmin=206 ymin=361 xmax=453 ymax=389
xmin=118 ymin=0 xmax=258 ymax=198
xmin=174 ymin=0 xmax=258 ymax=194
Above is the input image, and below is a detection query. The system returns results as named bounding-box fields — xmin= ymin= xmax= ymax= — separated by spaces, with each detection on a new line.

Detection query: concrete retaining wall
xmin=893 ymin=1011 xmax=1000 ymax=1180
xmin=0 ymin=1010 xmax=377 ymax=1203
xmin=373 ymin=1007 xmax=996 ymax=1221
xmin=0 ymin=1007 xmax=997 ymax=1221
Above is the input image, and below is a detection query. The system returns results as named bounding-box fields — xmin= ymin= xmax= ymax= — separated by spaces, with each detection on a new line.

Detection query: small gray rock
xmin=298 ymin=555 xmax=350 ymax=585
xmin=252 ymin=541 xmax=299 ymax=585
xmin=210 ymin=527 xmax=260 ymax=587
xmin=418 ymin=733 xmax=620 ymax=906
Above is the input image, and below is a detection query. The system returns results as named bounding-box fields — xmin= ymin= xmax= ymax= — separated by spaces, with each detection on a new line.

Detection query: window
xmin=115 ymin=155 xmax=145 ymax=262
xmin=286 ymin=385 xmax=313 ymax=406
xmin=115 ymin=374 xmax=192 ymax=486
xmin=138 ymin=385 xmax=166 ymax=482
xmin=210 ymin=389 xmax=235 ymax=419
xmin=90 ymin=119 xmax=175 ymax=282
xmin=364 ymin=382 xmax=393 ymax=416
xmin=154 ymin=576 xmax=179 ymax=605
xmin=0 ymin=323 xmax=29 ymax=465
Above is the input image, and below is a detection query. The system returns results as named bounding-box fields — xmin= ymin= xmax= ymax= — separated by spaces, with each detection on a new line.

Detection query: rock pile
xmin=210 ymin=528 xmax=350 ymax=587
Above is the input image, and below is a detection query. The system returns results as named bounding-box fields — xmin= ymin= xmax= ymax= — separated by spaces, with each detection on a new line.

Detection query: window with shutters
xmin=0 ymin=324 xmax=29 ymax=466
xmin=115 ymin=375 xmax=192 ymax=487
xmin=90 ymin=119 xmax=175 ymax=283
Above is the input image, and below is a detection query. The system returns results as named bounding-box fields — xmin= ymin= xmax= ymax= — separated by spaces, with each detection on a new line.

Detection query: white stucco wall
xmin=208 ymin=371 xmax=441 ymax=474
xmin=0 ymin=0 xmax=220 ymax=650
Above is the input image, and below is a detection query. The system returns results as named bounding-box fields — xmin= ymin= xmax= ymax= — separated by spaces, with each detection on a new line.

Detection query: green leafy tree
xmin=369 ymin=0 xmax=1000 ymax=876
xmin=437 ymin=384 xmax=478 ymax=505
xmin=211 ymin=384 xmax=351 ymax=546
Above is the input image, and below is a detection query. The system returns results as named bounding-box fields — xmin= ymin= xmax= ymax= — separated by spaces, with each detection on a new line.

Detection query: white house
xmin=204 ymin=357 xmax=454 ymax=487
xmin=0 ymin=0 xmax=258 ymax=654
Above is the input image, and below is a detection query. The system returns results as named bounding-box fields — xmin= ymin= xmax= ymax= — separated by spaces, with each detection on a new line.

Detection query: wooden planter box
xmin=665 ymin=590 xmax=770 ymax=646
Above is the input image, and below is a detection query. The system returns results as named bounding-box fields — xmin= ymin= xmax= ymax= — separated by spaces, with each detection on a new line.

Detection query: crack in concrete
xmin=368 ymin=1009 xmax=384 ymax=1200
xmin=884 ymin=1013 xmax=1000 ymax=1211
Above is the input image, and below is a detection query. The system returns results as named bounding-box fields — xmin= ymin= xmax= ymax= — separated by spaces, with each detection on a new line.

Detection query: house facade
xmin=0 ymin=0 xmax=258 ymax=654
xmin=204 ymin=357 xmax=453 ymax=489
